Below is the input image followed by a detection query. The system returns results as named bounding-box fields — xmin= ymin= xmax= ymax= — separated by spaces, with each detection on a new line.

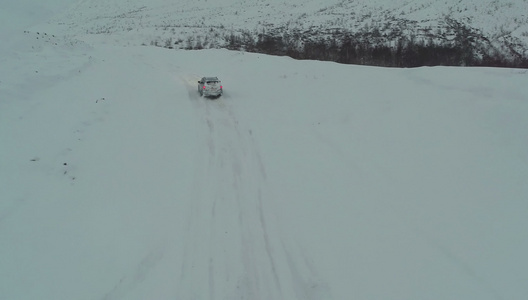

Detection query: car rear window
xmin=206 ymin=81 xmax=219 ymax=85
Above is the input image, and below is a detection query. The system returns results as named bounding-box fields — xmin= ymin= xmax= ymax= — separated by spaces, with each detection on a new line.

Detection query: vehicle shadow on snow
xmin=201 ymin=94 xmax=222 ymax=100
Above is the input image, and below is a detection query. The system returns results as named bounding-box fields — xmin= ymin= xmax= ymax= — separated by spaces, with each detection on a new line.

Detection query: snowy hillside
xmin=33 ymin=0 xmax=528 ymax=66
xmin=2 ymin=1 xmax=528 ymax=300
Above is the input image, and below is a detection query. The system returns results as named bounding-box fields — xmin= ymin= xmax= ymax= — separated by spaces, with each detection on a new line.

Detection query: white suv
xmin=198 ymin=77 xmax=223 ymax=97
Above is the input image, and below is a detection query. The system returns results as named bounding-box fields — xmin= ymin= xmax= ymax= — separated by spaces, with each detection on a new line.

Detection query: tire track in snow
xmin=180 ymin=76 xmax=280 ymax=298
xmin=179 ymin=75 xmax=330 ymax=299
xmin=101 ymin=248 xmax=165 ymax=300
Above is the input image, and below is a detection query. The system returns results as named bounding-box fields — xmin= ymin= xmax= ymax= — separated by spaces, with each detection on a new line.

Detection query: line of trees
xmin=224 ymin=30 xmax=528 ymax=68
xmin=152 ymin=21 xmax=528 ymax=68
xmin=225 ymin=23 xmax=528 ymax=68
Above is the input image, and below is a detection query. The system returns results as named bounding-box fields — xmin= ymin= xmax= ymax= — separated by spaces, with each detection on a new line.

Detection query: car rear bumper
xmin=203 ymin=89 xmax=222 ymax=96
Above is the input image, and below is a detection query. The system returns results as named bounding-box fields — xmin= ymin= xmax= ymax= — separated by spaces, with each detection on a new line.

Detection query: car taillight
xmin=220 ymin=86 xmax=223 ymax=89
xmin=203 ymin=86 xmax=206 ymax=89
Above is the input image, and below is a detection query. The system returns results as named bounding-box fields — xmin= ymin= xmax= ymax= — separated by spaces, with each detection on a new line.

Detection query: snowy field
xmin=2 ymin=1 xmax=528 ymax=300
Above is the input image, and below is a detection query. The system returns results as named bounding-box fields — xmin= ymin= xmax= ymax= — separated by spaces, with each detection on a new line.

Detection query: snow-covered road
xmin=178 ymin=71 xmax=331 ymax=299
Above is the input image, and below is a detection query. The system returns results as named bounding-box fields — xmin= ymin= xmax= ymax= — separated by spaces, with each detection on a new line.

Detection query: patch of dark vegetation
xmin=223 ymin=23 xmax=528 ymax=68
xmin=154 ymin=17 xmax=528 ymax=68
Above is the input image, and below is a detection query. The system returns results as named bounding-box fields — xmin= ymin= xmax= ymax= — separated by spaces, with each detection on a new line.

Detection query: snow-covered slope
xmin=2 ymin=1 xmax=528 ymax=300
xmin=34 ymin=0 xmax=528 ymax=60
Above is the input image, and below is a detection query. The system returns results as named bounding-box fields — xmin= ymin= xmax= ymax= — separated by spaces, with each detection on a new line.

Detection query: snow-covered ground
xmin=2 ymin=1 xmax=528 ymax=300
